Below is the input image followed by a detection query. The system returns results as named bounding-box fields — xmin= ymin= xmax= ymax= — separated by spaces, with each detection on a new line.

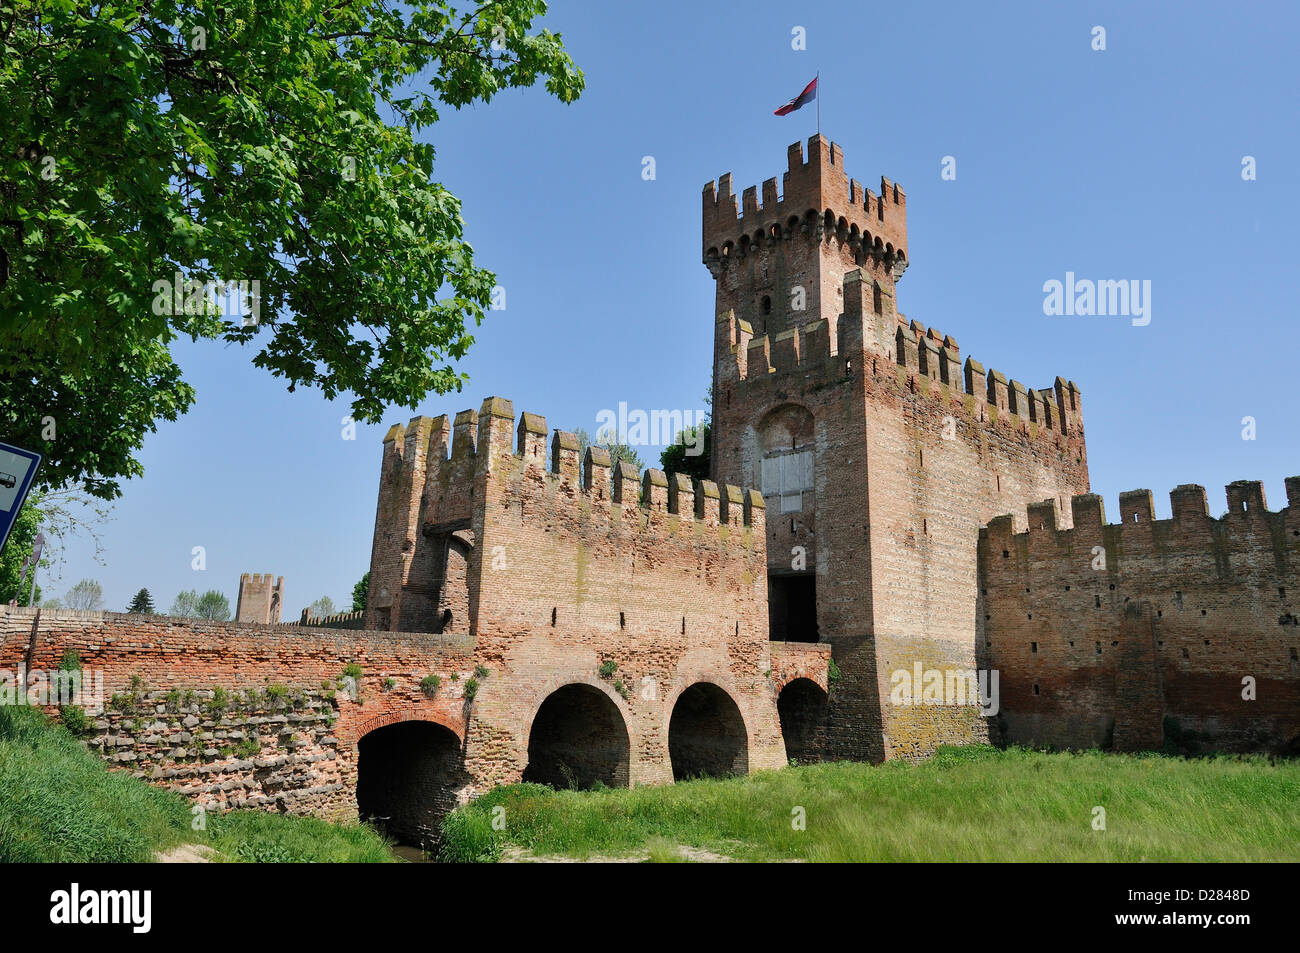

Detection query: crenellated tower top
xmin=703 ymin=135 xmax=908 ymax=276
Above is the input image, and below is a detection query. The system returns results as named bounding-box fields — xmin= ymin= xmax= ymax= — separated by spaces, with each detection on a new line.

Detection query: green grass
xmin=0 ymin=706 xmax=395 ymax=863
xmin=438 ymin=746 xmax=1300 ymax=862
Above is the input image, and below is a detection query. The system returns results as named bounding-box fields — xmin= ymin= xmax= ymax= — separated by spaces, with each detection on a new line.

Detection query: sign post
xmin=0 ymin=440 xmax=43 ymax=561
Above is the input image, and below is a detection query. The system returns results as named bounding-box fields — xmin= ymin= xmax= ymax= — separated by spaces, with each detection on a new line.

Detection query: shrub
xmin=420 ymin=674 xmax=441 ymax=698
xmin=59 ymin=705 xmax=90 ymax=735
xmin=598 ymin=659 xmax=617 ymax=679
xmin=463 ymin=677 xmax=479 ymax=701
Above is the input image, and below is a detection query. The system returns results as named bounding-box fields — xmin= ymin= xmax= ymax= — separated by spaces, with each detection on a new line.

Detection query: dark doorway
xmin=668 ymin=683 xmax=748 ymax=780
xmin=769 ymin=573 xmax=819 ymax=642
xmin=778 ymin=678 xmax=828 ymax=764
xmin=523 ymin=684 xmax=630 ymax=790
xmin=357 ymin=721 xmax=462 ymax=849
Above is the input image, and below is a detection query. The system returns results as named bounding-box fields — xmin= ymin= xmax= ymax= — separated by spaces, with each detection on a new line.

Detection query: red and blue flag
xmin=774 ymin=76 xmax=818 ymax=116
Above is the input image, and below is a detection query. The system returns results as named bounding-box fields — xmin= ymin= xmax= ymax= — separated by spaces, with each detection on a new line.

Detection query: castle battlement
xmin=982 ymin=477 xmax=1300 ymax=547
xmin=979 ymin=477 xmax=1300 ymax=754
xmin=378 ymin=398 xmax=766 ymax=532
xmin=718 ymin=267 xmax=1085 ymax=448
xmin=702 ymin=136 xmax=908 ymax=272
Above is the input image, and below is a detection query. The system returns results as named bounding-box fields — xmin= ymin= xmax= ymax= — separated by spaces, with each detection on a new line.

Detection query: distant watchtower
xmin=236 ymin=573 xmax=284 ymax=625
xmin=703 ymin=136 xmax=1089 ymax=761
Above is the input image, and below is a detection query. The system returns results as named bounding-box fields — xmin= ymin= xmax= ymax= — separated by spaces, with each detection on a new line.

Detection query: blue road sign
xmin=0 ymin=441 xmax=42 ymax=559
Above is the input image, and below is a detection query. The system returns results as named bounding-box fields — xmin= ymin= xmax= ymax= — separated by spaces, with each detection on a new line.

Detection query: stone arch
xmin=356 ymin=717 xmax=464 ymax=848
xmin=777 ymin=677 xmax=828 ymax=764
xmin=522 ymin=682 xmax=631 ymax=789
xmin=667 ymin=681 xmax=749 ymax=780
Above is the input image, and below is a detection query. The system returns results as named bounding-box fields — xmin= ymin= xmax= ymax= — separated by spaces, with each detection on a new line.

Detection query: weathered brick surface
xmin=980 ymin=481 xmax=1300 ymax=753
xmin=0 ymin=608 xmax=475 ymax=824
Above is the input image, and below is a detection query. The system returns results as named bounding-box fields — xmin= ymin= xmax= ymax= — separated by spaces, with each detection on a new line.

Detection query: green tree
xmin=308 ymin=595 xmax=336 ymax=618
xmin=659 ymin=386 xmax=712 ymax=481
xmin=660 ymin=422 xmax=711 ymax=483
xmin=195 ymin=590 xmax=231 ymax=621
xmin=64 ymin=578 xmax=104 ymax=611
xmin=127 ymin=588 xmax=155 ymax=614
xmin=0 ymin=493 xmax=42 ymax=605
xmin=169 ymin=589 xmax=200 ymax=618
xmin=352 ymin=572 xmax=370 ymax=613
xmin=0 ymin=1 xmax=584 ymax=500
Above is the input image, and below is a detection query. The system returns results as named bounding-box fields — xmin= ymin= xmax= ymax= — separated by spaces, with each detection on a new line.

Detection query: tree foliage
xmin=308 ymin=595 xmax=336 ymax=618
xmin=170 ymin=587 xmax=229 ymax=620
xmin=659 ymin=422 xmax=710 ymax=483
xmin=351 ymin=571 xmax=369 ymax=613
xmin=169 ymin=589 xmax=199 ymax=617
xmin=0 ymin=1 xmax=583 ymax=499
xmin=659 ymin=387 xmax=711 ymax=481
xmin=0 ymin=493 xmax=43 ymax=605
xmin=127 ymin=588 xmax=155 ymax=614
xmin=195 ymin=590 xmax=230 ymax=621
xmin=64 ymin=578 xmax=104 ymax=610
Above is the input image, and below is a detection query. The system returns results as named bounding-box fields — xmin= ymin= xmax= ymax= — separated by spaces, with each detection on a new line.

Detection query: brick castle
xmin=1 ymin=136 xmax=1294 ymax=846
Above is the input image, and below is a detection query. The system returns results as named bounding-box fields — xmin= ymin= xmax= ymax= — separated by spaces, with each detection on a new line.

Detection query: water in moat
xmin=389 ymin=843 xmax=435 ymax=863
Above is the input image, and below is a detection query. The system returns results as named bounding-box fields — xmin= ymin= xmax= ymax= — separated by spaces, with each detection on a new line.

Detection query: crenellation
xmin=667 ymin=472 xmax=694 ymax=518
xmin=695 ymin=479 xmax=721 ymax=525
xmin=986 ymin=369 xmax=1009 ymax=412
xmin=1119 ymin=489 xmax=1155 ymax=524
xmin=1027 ymin=498 xmax=1061 ymax=533
xmin=551 ymin=429 xmax=580 ymax=483
xmin=1225 ymin=479 xmax=1267 ymax=517
xmin=516 ymin=412 xmax=547 ymax=464
xmin=1071 ymin=493 xmax=1107 ymax=530
xmin=1170 ymin=484 xmax=1210 ymax=522
xmin=642 ymin=468 xmax=668 ymax=511
xmin=612 ymin=459 xmax=639 ymax=505
xmin=584 ymin=446 xmax=611 ymax=497
xmin=721 ymin=484 xmax=745 ymax=527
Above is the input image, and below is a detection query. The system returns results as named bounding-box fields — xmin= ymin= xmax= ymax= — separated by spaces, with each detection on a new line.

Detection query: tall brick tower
xmin=703 ymin=136 xmax=1090 ymax=760
xmin=236 ymin=573 xmax=284 ymax=625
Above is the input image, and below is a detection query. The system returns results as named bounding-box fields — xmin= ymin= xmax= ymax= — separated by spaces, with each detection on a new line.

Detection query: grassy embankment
xmin=439 ymin=746 xmax=1300 ymax=862
xmin=0 ymin=705 xmax=393 ymax=863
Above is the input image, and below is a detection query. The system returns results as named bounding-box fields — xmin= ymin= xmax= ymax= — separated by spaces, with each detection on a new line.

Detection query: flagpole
xmin=816 ymin=71 xmax=821 ymax=136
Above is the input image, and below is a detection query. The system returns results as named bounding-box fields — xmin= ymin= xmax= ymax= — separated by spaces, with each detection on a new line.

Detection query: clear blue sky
xmin=47 ymin=0 xmax=1300 ymax=615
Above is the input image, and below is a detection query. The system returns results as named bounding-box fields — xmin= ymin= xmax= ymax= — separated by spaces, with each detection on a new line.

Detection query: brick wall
xmin=979 ymin=479 xmax=1300 ymax=753
xmin=0 ymin=608 xmax=475 ymax=829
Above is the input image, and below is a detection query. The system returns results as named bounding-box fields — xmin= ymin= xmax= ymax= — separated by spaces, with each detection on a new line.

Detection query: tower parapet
xmin=235 ymin=573 xmax=284 ymax=624
xmin=703 ymin=135 xmax=908 ymax=278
